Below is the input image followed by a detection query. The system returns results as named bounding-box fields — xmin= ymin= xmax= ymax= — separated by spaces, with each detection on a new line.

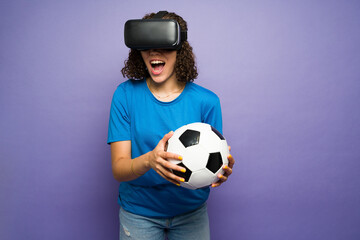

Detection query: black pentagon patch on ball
xmin=211 ymin=126 xmax=225 ymax=140
xmin=179 ymin=130 xmax=200 ymax=148
xmin=173 ymin=162 xmax=192 ymax=182
xmin=206 ymin=152 xmax=223 ymax=173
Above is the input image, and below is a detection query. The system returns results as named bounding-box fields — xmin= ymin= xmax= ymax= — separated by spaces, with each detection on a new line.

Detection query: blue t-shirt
xmin=107 ymin=79 xmax=222 ymax=218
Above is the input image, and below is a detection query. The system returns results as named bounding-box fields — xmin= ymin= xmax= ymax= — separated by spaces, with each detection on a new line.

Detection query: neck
xmin=147 ymin=78 xmax=186 ymax=100
xmin=147 ymin=75 xmax=184 ymax=91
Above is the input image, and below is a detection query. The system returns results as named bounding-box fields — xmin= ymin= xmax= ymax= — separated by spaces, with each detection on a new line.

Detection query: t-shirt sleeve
xmin=107 ymin=84 xmax=131 ymax=144
xmin=202 ymin=94 xmax=223 ymax=134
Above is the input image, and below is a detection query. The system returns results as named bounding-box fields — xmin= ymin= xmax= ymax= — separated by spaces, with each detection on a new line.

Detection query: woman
xmin=108 ymin=11 xmax=235 ymax=240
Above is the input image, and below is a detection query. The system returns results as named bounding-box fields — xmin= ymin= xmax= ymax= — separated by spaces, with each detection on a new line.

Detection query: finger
xmin=222 ymin=165 xmax=233 ymax=176
xmin=157 ymin=170 xmax=180 ymax=186
xmin=211 ymin=168 xmax=231 ymax=188
xmin=164 ymin=160 xmax=187 ymax=173
xmin=158 ymin=156 xmax=185 ymax=172
xmin=211 ymin=174 xmax=226 ymax=188
xmin=211 ymin=182 xmax=221 ymax=188
xmin=212 ymin=174 xmax=228 ymax=186
xmin=158 ymin=152 xmax=185 ymax=173
xmin=217 ymin=173 xmax=228 ymax=182
xmin=156 ymin=166 xmax=181 ymax=185
xmin=162 ymin=151 xmax=183 ymax=162
xmin=227 ymin=154 xmax=235 ymax=168
xmin=156 ymin=163 xmax=185 ymax=185
xmin=160 ymin=131 xmax=174 ymax=146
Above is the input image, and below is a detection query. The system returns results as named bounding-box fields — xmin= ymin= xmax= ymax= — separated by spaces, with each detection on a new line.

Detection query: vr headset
xmin=124 ymin=11 xmax=187 ymax=50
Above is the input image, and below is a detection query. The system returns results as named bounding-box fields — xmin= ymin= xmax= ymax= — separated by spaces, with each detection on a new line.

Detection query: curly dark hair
xmin=121 ymin=12 xmax=198 ymax=82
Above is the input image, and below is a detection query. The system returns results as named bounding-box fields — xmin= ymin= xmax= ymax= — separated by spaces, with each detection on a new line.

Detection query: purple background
xmin=1 ymin=0 xmax=360 ymax=239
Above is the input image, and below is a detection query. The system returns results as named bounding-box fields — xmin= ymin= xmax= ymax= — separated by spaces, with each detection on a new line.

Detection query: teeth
xmin=150 ymin=60 xmax=165 ymax=64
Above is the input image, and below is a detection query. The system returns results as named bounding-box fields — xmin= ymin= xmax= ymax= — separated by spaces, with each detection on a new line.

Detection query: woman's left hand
xmin=211 ymin=146 xmax=235 ymax=188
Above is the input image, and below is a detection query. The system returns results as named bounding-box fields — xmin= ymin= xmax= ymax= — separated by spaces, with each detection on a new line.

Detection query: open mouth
xmin=150 ymin=60 xmax=165 ymax=75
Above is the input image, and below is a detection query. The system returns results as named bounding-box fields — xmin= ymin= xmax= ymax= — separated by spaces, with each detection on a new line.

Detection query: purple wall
xmin=1 ymin=1 xmax=360 ymax=239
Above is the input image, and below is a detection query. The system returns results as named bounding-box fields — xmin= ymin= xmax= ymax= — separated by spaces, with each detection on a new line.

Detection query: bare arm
xmin=110 ymin=140 xmax=150 ymax=182
xmin=110 ymin=131 xmax=187 ymax=185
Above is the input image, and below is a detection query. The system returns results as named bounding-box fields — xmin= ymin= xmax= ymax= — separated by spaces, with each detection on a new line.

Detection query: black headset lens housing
xmin=124 ymin=11 xmax=187 ymax=50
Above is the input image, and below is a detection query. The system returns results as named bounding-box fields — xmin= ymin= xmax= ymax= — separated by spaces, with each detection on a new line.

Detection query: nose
xmin=149 ymin=49 xmax=162 ymax=55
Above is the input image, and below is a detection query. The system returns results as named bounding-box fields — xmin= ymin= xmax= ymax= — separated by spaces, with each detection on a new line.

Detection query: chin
xmin=150 ymin=73 xmax=175 ymax=83
xmin=151 ymin=76 xmax=166 ymax=83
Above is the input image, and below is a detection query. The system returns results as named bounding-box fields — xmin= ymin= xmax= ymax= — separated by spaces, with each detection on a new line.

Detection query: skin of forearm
xmin=111 ymin=151 xmax=152 ymax=182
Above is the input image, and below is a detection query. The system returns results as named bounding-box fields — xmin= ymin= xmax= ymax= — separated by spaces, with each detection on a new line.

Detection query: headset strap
xmin=181 ymin=31 xmax=187 ymax=42
xmin=153 ymin=11 xmax=168 ymax=19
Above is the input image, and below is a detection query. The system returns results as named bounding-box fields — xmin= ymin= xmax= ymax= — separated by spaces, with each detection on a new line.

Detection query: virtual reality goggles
xmin=124 ymin=11 xmax=187 ymax=50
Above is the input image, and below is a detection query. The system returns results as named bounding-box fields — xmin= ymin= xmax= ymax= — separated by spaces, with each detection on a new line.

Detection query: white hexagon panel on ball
xmin=182 ymin=144 xmax=209 ymax=172
xmin=188 ymin=169 xmax=218 ymax=189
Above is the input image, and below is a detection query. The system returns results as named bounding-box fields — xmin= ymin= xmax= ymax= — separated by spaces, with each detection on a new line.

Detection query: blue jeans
xmin=119 ymin=203 xmax=210 ymax=240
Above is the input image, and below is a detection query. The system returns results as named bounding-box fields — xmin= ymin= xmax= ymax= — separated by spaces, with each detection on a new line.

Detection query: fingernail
xmin=218 ymin=174 xmax=223 ymax=178
xmin=228 ymin=154 xmax=232 ymax=159
xmin=168 ymin=131 xmax=173 ymax=134
xmin=223 ymin=165 xmax=228 ymax=169
xmin=211 ymin=184 xmax=216 ymax=187
xmin=180 ymin=168 xmax=186 ymax=173
xmin=176 ymin=183 xmax=180 ymax=186
xmin=178 ymin=156 xmax=183 ymax=160
xmin=180 ymin=178 xmax=185 ymax=182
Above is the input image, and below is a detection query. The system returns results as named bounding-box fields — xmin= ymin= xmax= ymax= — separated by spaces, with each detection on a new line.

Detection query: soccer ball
xmin=167 ymin=122 xmax=229 ymax=189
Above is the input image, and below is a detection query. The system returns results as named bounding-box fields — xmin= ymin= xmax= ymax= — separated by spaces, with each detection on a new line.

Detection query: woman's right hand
xmin=148 ymin=131 xmax=187 ymax=185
